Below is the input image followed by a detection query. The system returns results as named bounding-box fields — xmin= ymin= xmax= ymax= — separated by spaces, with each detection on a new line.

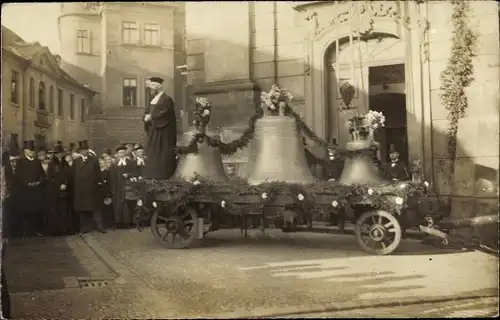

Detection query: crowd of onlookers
xmin=1 ymin=140 xmax=148 ymax=239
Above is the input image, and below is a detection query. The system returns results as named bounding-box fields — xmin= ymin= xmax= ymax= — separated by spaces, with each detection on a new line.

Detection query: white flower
xmin=399 ymin=183 xmax=407 ymax=189
xmin=329 ymin=156 xmax=335 ymax=160
xmin=331 ymin=200 xmax=339 ymax=207
xmin=424 ymin=181 xmax=430 ymax=187
xmin=202 ymin=109 xmax=210 ymax=116
xmin=328 ymin=178 xmax=336 ymax=182
xmin=137 ymin=199 xmax=143 ymax=207
xmin=268 ymin=104 xmax=277 ymax=110
xmin=395 ymin=197 xmax=404 ymax=205
xmin=261 ymin=192 xmax=268 ymax=200
xmin=221 ymin=200 xmax=226 ymax=208
xmin=193 ymin=180 xmax=201 ymax=185
xmin=152 ymin=201 xmax=157 ymax=208
xmin=368 ymin=188 xmax=374 ymax=195
xmin=297 ymin=194 xmax=305 ymax=201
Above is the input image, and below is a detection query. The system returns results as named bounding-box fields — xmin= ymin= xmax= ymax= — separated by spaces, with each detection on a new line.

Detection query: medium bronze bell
xmin=339 ymin=124 xmax=386 ymax=185
xmin=246 ymin=116 xmax=316 ymax=185
xmin=173 ymin=128 xmax=229 ymax=181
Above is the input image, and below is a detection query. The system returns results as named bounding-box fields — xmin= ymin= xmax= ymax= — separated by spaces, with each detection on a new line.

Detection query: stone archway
xmin=294 ymin=0 xmax=429 ymax=166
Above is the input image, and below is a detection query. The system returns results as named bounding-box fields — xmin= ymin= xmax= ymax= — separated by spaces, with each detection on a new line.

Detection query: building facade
xmin=184 ymin=1 xmax=499 ymax=219
xmin=2 ymin=26 xmax=95 ymax=151
xmin=57 ymin=2 xmax=186 ymax=152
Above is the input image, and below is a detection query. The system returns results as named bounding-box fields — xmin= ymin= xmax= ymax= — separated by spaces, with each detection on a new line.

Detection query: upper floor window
xmin=39 ymin=81 xmax=46 ymax=110
xmin=11 ymin=70 xmax=19 ymax=104
xmin=80 ymin=98 xmax=86 ymax=123
xmin=143 ymin=23 xmax=160 ymax=46
xmin=57 ymin=89 xmax=64 ymax=117
xmin=69 ymin=94 xmax=75 ymax=120
xmin=122 ymin=21 xmax=139 ymax=44
xmin=29 ymin=77 xmax=35 ymax=108
xmin=123 ymin=77 xmax=137 ymax=107
xmin=77 ymin=30 xmax=91 ymax=54
xmin=49 ymin=86 xmax=54 ymax=113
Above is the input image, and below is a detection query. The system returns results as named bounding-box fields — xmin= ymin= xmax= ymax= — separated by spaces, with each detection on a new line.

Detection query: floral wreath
xmin=346 ymin=110 xmax=386 ymax=133
xmin=192 ymin=97 xmax=212 ymax=130
xmin=260 ymin=85 xmax=294 ymax=115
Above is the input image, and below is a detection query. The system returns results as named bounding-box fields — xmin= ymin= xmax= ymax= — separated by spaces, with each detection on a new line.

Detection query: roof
xmin=1 ymin=25 xmax=96 ymax=95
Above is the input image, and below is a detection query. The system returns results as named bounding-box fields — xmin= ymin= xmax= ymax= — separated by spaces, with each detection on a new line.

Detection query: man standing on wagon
xmin=143 ymin=77 xmax=177 ymax=180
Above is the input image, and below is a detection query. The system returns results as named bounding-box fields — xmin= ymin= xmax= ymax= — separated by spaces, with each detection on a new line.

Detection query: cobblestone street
xmin=5 ymin=229 xmax=498 ymax=318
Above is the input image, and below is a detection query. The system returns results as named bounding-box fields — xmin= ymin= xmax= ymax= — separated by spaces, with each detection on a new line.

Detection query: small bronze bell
xmin=339 ymin=117 xmax=386 ymax=185
xmin=173 ymin=128 xmax=229 ymax=181
xmin=247 ymin=116 xmax=316 ymax=185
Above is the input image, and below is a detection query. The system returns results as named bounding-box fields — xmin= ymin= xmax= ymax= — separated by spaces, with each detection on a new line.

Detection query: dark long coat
xmin=46 ymin=158 xmax=70 ymax=234
xmin=382 ymin=161 xmax=410 ymax=181
xmin=72 ymin=156 xmax=101 ymax=212
xmin=134 ymin=157 xmax=147 ymax=178
xmin=143 ymin=92 xmax=177 ymax=180
xmin=110 ymin=159 xmax=138 ymax=225
xmin=14 ymin=157 xmax=45 ymax=214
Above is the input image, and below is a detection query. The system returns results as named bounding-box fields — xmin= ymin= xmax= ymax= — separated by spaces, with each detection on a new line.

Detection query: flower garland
xmin=192 ymin=97 xmax=212 ymax=130
xmin=260 ymin=85 xmax=294 ymax=116
xmin=439 ymin=0 xmax=477 ymax=160
xmin=133 ymin=177 xmax=431 ymax=222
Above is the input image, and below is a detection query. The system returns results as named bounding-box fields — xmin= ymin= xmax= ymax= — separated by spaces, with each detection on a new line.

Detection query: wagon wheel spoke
xmin=377 ymin=215 xmax=383 ymax=225
xmin=383 ymin=221 xmax=394 ymax=228
xmin=371 ymin=216 xmax=377 ymax=225
xmin=157 ymin=215 xmax=169 ymax=222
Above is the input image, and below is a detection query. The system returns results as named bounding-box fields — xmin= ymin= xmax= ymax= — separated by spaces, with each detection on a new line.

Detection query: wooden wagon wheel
xmin=355 ymin=210 xmax=402 ymax=255
xmin=150 ymin=204 xmax=200 ymax=249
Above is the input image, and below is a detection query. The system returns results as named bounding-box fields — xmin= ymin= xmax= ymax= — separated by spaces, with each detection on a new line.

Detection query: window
xmin=123 ymin=78 xmax=137 ymax=107
xmin=69 ymin=94 xmax=75 ymax=120
xmin=29 ymin=77 xmax=35 ymax=108
xmin=11 ymin=70 xmax=19 ymax=104
xmin=77 ymin=30 xmax=91 ymax=54
xmin=122 ymin=21 xmax=139 ymax=44
xmin=143 ymin=23 xmax=160 ymax=46
xmin=49 ymin=86 xmax=54 ymax=113
xmin=38 ymin=81 xmax=46 ymax=110
xmin=57 ymin=89 xmax=63 ymax=117
xmin=80 ymin=98 xmax=86 ymax=123
xmin=144 ymin=78 xmax=154 ymax=105
xmin=9 ymin=133 xmax=19 ymax=154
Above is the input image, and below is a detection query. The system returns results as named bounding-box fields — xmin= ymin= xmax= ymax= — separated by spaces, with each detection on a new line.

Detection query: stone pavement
xmin=84 ymin=228 xmax=499 ymax=318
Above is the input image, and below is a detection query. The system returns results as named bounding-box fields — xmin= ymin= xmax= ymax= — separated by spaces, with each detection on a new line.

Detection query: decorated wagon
xmin=132 ymin=85 xmax=446 ymax=255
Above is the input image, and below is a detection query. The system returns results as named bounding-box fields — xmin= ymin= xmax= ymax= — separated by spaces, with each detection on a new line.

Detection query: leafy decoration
xmin=439 ymin=0 xmax=478 ymax=161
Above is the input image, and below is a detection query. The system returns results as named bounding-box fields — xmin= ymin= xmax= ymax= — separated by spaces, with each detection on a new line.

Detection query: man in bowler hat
xmin=72 ymin=140 xmax=106 ymax=233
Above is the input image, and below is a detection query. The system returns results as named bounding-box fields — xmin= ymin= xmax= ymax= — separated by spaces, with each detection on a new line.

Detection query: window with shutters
xmin=77 ymin=30 xmax=91 ymax=54
xmin=123 ymin=77 xmax=137 ymax=107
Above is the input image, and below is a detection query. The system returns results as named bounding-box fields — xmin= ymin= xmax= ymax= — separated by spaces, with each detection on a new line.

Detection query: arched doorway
xmin=325 ymin=32 xmax=406 ymax=147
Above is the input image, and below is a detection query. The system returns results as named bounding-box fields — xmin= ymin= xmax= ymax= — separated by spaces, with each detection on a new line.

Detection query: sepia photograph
xmin=0 ymin=1 xmax=499 ymax=318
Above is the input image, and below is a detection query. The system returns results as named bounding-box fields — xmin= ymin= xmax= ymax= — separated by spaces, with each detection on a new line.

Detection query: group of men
xmin=2 ymin=140 xmax=154 ymax=238
xmin=2 ymin=76 xmax=179 ymax=238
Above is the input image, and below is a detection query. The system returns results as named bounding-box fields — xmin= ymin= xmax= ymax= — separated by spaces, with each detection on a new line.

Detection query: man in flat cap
xmin=143 ymin=77 xmax=177 ymax=179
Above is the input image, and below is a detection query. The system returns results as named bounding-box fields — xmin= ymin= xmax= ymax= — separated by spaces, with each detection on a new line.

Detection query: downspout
xmin=273 ymin=1 xmax=278 ymax=84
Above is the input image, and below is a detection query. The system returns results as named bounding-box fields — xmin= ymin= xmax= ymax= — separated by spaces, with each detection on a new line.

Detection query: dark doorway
xmin=368 ymin=64 xmax=408 ymax=164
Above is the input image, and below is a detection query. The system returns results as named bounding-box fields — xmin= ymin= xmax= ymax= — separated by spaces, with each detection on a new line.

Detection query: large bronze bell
xmin=246 ymin=116 xmax=316 ymax=185
xmin=173 ymin=128 xmax=229 ymax=181
xmin=339 ymin=119 xmax=386 ymax=185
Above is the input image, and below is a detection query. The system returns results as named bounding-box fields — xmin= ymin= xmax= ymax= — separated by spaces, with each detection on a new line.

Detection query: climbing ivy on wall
xmin=439 ymin=0 xmax=478 ymax=162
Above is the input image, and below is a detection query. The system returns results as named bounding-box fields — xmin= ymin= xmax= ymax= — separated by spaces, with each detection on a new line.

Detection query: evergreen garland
xmin=439 ymin=0 xmax=478 ymax=160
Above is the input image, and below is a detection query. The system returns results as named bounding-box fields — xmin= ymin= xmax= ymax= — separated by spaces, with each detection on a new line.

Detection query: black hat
xmin=116 ymin=144 xmax=127 ymax=152
xmin=103 ymin=148 xmax=112 ymax=155
xmin=77 ymin=140 xmax=90 ymax=151
xmin=9 ymin=138 xmax=20 ymax=157
xmin=53 ymin=143 xmax=65 ymax=153
xmin=133 ymin=144 xmax=144 ymax=151
xmin=69 ymin=142 xmax=76 ymax=150
xmin=149 ymin=77 xmax=164 ymax=84
xmin=24 ymin=140 xmax=35 ymax=151
xmin=47 ymin=146 xmax=55 ymax=153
